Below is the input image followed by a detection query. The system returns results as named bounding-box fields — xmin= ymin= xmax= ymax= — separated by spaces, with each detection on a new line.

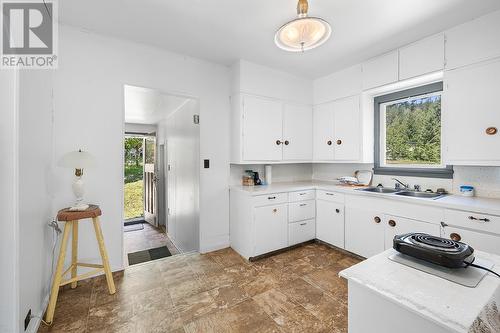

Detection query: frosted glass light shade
xmin=275 ymin=16 xmax=331 ymax=52
xmin=58 ymin=150 xmax=96 ymax=169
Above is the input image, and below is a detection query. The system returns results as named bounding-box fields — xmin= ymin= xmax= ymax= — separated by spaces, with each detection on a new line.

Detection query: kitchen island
xmin=339 ymin=249 xmax=500 ymax=333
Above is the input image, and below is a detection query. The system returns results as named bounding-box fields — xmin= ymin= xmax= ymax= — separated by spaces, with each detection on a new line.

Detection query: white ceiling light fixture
xmin=275 ymin=0 xmax=332 ymax=52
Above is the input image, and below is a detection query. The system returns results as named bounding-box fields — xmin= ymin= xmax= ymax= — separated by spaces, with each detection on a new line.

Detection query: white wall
xmin=17 ymin=70 xmax=56 ymax=332
xmin=157 ymin=100 xmax=200 ymax=252
xmin=124 ymin=123 xmax=157 ymax=134
xmin=232 ymin=60 xmax=313 ymax=104
xmin=53 ymin=26 xmax=231 ymax=273
xmin=0 ymin=71 xmax=19 ymax=333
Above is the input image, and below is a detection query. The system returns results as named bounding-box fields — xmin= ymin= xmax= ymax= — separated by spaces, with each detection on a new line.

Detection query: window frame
xmin=373 ymin=82 xmax=453 ymax=179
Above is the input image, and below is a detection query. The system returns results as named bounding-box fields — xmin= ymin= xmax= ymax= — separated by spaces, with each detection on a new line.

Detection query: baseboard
xmin=27 ymin=293 xmax=49 ymax=333
xmin=199 ymin=234 xmax=230 ymax=254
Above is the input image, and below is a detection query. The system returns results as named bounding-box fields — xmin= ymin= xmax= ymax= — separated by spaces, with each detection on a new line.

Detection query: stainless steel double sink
xmin=357 ymin=187 xmax=445 ymax=199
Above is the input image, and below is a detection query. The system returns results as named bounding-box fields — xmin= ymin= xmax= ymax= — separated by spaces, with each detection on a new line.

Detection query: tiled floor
xmin=124 ymin=223 xmax=181 ymax=266
xmin=39 ymin=242 xmax=362 ymax=333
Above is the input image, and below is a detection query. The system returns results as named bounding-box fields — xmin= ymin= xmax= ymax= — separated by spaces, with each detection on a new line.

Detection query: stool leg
xmin=45 ymin=222 xmax=71 ymax=324
xmin=71 ymin=221 xmax=78 ymax=289
xmin=92 ymin=217 xmax=116 ymax=294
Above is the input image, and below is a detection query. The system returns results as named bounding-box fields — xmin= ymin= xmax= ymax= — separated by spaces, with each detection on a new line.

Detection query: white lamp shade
xmin=58 ymin=150 xmax=96 ymax=169
xmin=275 ymin=16 xmax=331 ymax=52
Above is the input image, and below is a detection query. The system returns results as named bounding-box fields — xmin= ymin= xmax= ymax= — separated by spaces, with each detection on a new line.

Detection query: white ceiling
xmin=60 ymin=0 xmax=500 ymax=78
xmin=124 ymin=85 xmax=191 ymax=124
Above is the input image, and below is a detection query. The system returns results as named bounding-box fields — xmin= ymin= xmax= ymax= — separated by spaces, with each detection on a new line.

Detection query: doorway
xmin=123 ymin=84 xmax=200 ymax=266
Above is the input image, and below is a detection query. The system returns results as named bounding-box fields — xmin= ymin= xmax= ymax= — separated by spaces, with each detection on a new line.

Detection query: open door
xmin=143 ymin=135 xmax=157 ymax=226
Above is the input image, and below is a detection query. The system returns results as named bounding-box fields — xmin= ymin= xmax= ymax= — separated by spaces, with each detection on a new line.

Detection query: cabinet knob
xmin=327 ymin=140 xmax=332 ymax=146
xmin=273 ymin=208 xmax=277 ymax=213
xmin=450 ymin=233 xmax=461 ymax=242
xmin=335 ymin=209 xmax=340 ymax=213
xmin=276 ymin=140 xmax=283 ymax=146
xmin=374 ymin=216 xmax=381 ymax=223
xmin=486 ymin=127 xmax=498 ymax=135
xmin=336 ymin=139 xmax=342 ymax=145
xmin=284 ymin=140 xmax=290 ymax=145
xmin=388 ymin=219 xmax=396 ymax=227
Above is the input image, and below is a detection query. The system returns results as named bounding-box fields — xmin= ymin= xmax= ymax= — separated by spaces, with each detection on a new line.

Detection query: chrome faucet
xmin=392 ymin=178 xmax=409 ymax=190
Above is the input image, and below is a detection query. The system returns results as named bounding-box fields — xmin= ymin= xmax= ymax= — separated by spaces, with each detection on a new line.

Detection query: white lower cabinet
xmin=254 ymin=204 xmax=288 ymax=256
xmin=345 ymin=206 xmax=385 ymax=258
xmin=316 ymin=200 xmax=345 ymax=248
xmin=384 ymin=215 xmax=441 ymax=250
xmin=441 ymin=225 xmax=500 ymax=256
xmin=289 ymin=219 xmax=316 ymax=246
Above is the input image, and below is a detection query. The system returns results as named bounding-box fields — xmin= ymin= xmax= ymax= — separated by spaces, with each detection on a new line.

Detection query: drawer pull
xmin=276 ymin=140 xmax=283 ymax=146
xmin=374 ymin=216 xmax=381 ymax=223
xmin=327 ymin=140 xmax=332 ymax=146
xmin=388 ymin=220 xmax=396 ymax=227
xmin=336 ymin=139 xmax=342 ymax=145
xmin=300 ymin=223 xmax=307 ymax=226
xmin=268 ymin=196 xmax=276 ymax=200
xmin=450 ymin=233 xmax=461 ymax=242
xmin=299 ymin=192 xmax=306 ymax=196
xmin=273 ymin=209 xmax=277 ymax=213
xmin=299 ymin=203 xmax=307 ymax=207
xmin=468 ymin=216 xmax=490 ymax=222
xmin=325 ymin=193 xmax=334 ymax=196
xmin=486 ymin=127 xmax=498 ymax=135
xmin=335 ymin=209 xmax=340 ymax=213
xmin=284 ymin=140 xmax=290 ymax=145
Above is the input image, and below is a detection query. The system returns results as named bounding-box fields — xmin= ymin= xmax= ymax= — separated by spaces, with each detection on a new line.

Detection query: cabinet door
xmin=333 ymin=95 xmax=361 ymax=161
xmin=283 ymin=104 xmax=313 ymax=160
xmin=442 ymin=226 xmax=500 ymax=256
xmin=242 ymin=96 xmax=283 ymax=161
xmin=384 ymin=216 xmax=440 ymax=250
xmin=254 ymin=204 xmax=288 ymax=256
xmin=362 ymin=51 xmax=399 ymax=90
xmin=313 ymin=103 xmax=335 ymax=161
xmin=316 ymin=200 xmax=345 ymax=249
xmin=399 ymin=34 xmax=444 ymax=80
xmin=444 ymin=60 xmax=500 ymax=165
xmin=345 ymin=206 xmax=384 ymax=258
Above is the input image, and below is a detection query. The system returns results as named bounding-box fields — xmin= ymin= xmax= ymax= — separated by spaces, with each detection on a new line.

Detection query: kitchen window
xmin=374 ymin=82 xmax=453 ymax=178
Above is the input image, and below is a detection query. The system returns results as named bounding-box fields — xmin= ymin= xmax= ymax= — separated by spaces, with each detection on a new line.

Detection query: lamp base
xmin=69 ymin=203 xmax=90 ymax=211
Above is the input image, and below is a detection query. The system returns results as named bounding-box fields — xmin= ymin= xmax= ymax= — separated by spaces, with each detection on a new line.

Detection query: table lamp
xmin=58 ymin=149 xmax=96 ymax=211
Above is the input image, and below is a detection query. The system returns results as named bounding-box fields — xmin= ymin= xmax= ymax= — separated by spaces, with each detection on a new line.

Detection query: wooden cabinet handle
xmin=450 ymin=233 xmax=461 ymax=242
xmin=374 ymin=216 xmax=381 ymax=223
xmin=486 ymin=127 xmax=498 ymax=135
xmin=336 ymin=139 xmax=342 ymax=145
xmin=388 ymin=219 xmax=396 ymax=227
xmin=284 ymin=140 xmax=290 ymax=145
xmin=327 ymin=140 xmax=332 ymax=146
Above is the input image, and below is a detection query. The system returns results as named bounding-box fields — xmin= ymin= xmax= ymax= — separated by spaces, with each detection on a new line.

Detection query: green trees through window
xmin=384 ymin=95 xmax=441 ymax=165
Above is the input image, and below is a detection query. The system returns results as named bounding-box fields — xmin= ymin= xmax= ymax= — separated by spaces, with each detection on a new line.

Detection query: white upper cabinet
xmin=443 ymin=59 xmax=500 ymax=166
xmin=333 ymin=96 xmax=361 ymax=161
xmin=283 ymin=104 xmax=313 ymax=161
xmin=445 ymin=11 xmax=500 ymax=70
xmin=242 ymin=95 xmax=283 ymax=161
xmin=313 ymin=102 xmax=335 ymax=161
xmin=313 ymin=65 xmax=362 ymax=105
xmin=313 ymin=95 xmax=363 ymax=162
xmin=399 ymin=34 xmax=445 ymax=80
xmin=362 ymin=51 xmax=399 ymax=90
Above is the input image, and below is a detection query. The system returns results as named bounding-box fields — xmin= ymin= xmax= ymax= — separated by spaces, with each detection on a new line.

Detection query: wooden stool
xmin=45 ymin=205 xmax=116 ymax=325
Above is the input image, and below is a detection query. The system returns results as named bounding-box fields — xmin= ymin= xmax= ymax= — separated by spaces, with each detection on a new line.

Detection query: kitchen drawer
xmin=289 ymin=219 xmax=316 ymax=246
xmin=316 ymin=190 xmax=345 ymax=204
xmin=289 ymin=189 xmax=315 ymax=202
xmin=442 ymin=226 xmax=500 ymax=256
xmin=289 ymin=200 xmax=316 ymax=223
xmin=444 ymin=209 xmax=500 ymax=235
xmin=253 ymin=192 xmax=288 ymax=207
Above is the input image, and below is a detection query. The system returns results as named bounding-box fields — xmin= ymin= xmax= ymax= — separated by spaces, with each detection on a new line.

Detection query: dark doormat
xmin=124 ymin=223 xmax=144 ymax=232
xmin=128 ymin=246 xmax=172 ymax=265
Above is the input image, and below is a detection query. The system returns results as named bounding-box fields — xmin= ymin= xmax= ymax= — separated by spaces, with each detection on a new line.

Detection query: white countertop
xmin=230 ymin=181 xmax=500 ymax=216
xmin=339 ymin=249 xmax=500 ymax=333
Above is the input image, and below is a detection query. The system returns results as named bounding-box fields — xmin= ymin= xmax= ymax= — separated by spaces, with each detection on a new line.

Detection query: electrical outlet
xmin=24 ymin=309 xmax=31 ymax=331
